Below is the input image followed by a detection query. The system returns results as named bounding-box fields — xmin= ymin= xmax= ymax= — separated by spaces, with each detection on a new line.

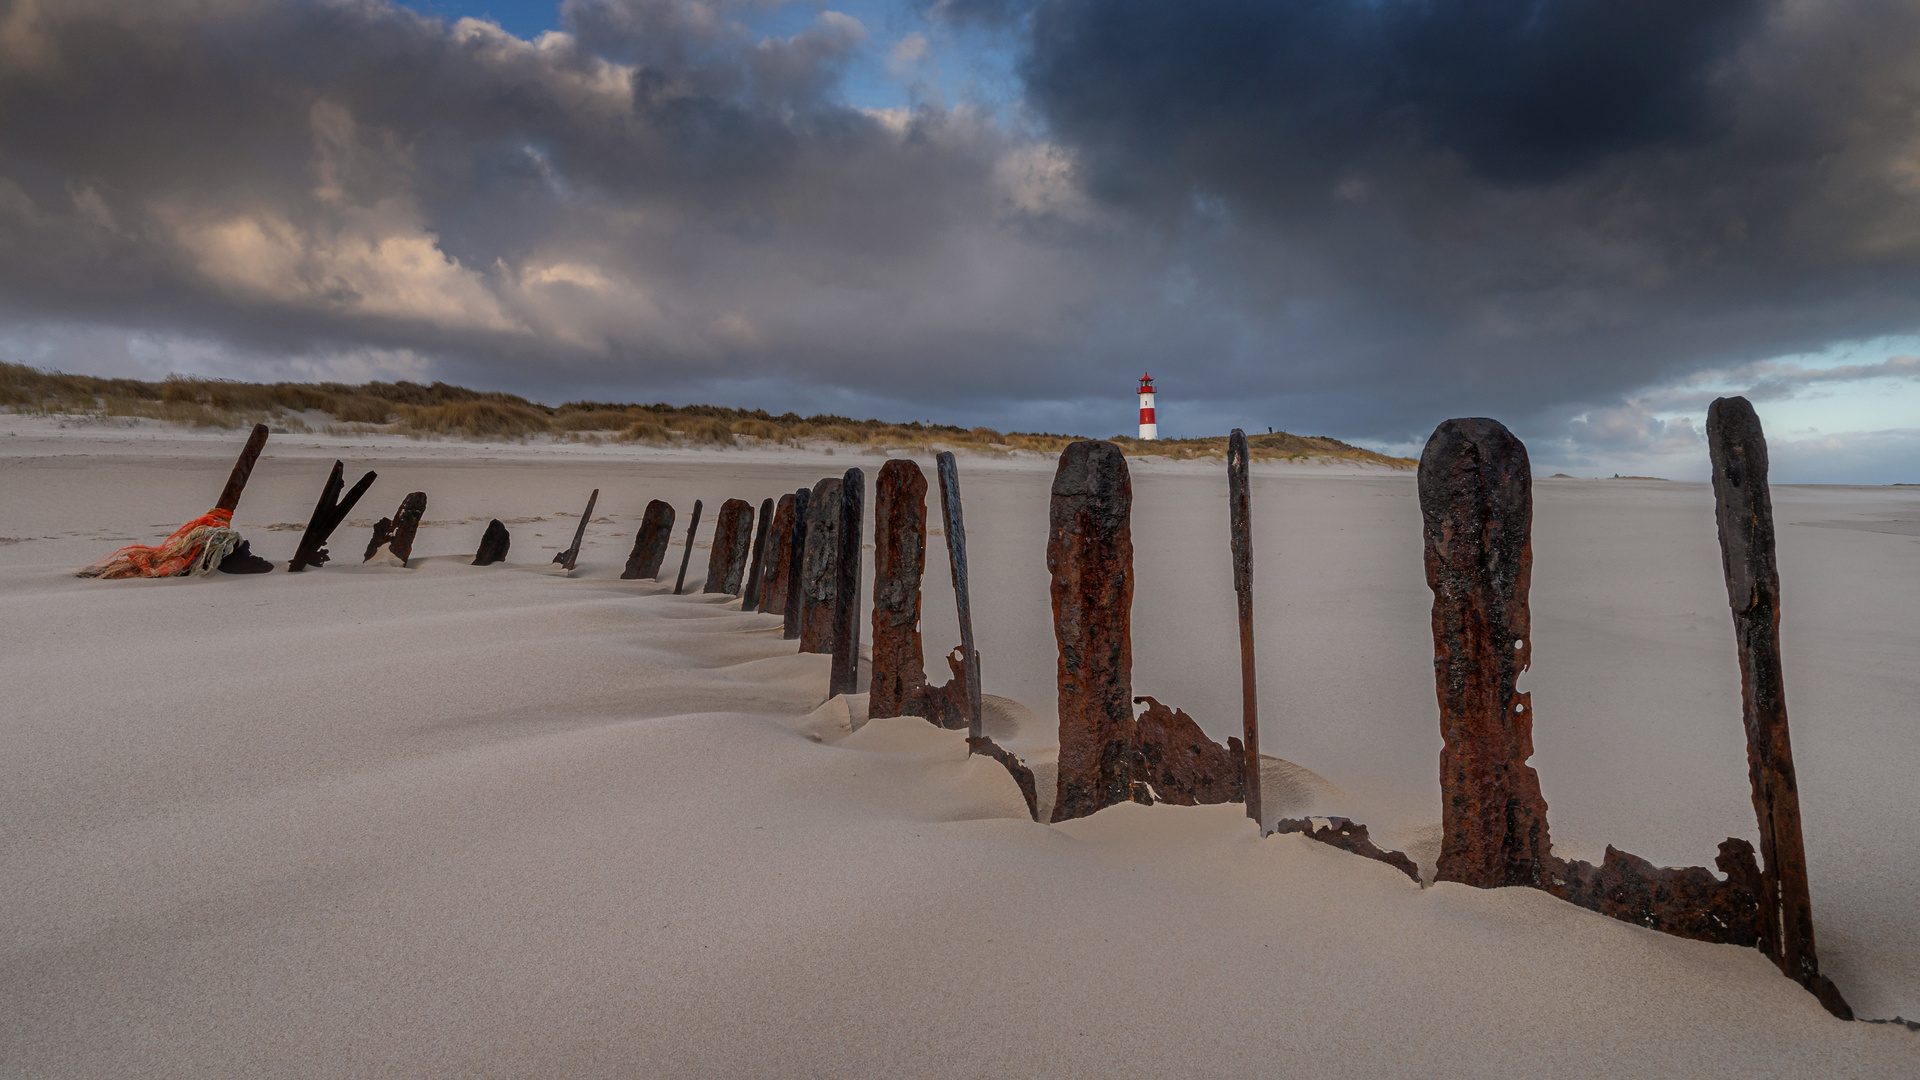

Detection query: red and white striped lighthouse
xmin=1137 ymin=372 xmax=1158 ymax=440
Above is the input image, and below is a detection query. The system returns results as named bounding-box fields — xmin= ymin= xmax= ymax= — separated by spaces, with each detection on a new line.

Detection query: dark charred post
xmin=704 ymin=498 xmax=755 ymax=595
xmin=759 ymin=495 xmax=795 ymax=613
xmin=1418 ymin=419 xmax=1553 ymax=889
xmin=1048 ymin=440 xmax=1137 ymax=822
xmin=553 ymin=489 xmax=599 ymax=572
xmin=741 ymin=497 xmax=776 ymax=608
xmin=870 ymin=460 xmax=929 ymax=717
xmin=472 ymin=519 xmax=511 ymax=565
xmin=798 ymin=478 xmax=842 ymax=653
xmin=936 ymin=452 xmax=983 ymax=740
xmin=1227 ymin=429 xmax=1263 ymax=827
xmin=1707 ymin=396 xmax=1850 ymax=1019
xmin=213 ymin=424 xmax=271 ymax=514
xmin=829 ymin=469 xmax=865 ymax=697
xmin=622 ymin=500 xmax=675 ymax=580
xmin=783 ymin=487 xmax=811 ymax=638
xmin=365 ymin=491 xmax=428 ymax=566
xmin=673 ymin=499 xmax=703 ymax=595
xmin=289 ymin=461 xmax=377 ymax=571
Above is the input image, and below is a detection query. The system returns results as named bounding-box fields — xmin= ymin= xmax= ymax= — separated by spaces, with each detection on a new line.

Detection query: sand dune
xmin=2 ymin=416 xmax=1916 ymax=1077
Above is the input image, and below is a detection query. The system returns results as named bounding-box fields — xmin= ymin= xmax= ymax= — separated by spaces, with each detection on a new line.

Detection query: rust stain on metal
xmin=1226 ymin=428 xmax=1262 ymax=827
xmin=364 ymin=491 xmax=427 ymax=566
xmin=1707 ymin=395 xmax=1851 ymax=1020
xmin=829 ymin=469 xmax=865 ymax=697
xmin=289 ymin=460 xmax=377 ymax=571
xmin=704 ymin=497 xmax=755 ymax=595
xmin=214 ymin=424 xmax=270 ymax=514
xmin=1418 ymin=418 xmax=1552 ymax=889
xmin=741 ymin=497 xmax=776 ymax=609
xmin=1049 ymin=440 xmax=1137 ymax=822
xmin=673 ymin=499 xmax=702 ymax=594
xmin=870 ymin=460 xmax=928 ymax=718
xmin=759 ymin=494 xmax=795 ymax=613
xmin=472 ymin=519 xmax=511 ymax=565
xmin=783 ymin=487 xmax=811 ymax=639
xmin=621 ymin=500 xmax=675 ymax=580
xmin=1129 ymin=696 xmax=1245 ymax=806
xmin=937 ymin=452 xmax=983 ymax=741
xmin=1273 ymin=817 xmax=1420 ymax=883
xmin=968 ymin=735 xmax=1040 ymax=822
xmin=1548 ymin=841 xmax=1764 ymax=947
xmin=798 ymin=478 xmax=840 ymax=652
xmin=552 ymin=489 xmax=598 ymax=572
xmin=912 ymin=647 xmax=974 ymax=730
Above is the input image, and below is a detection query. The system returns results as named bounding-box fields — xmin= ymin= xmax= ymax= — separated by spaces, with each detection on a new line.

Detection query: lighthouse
xmin=1137 ymin=372 xmax=1158 ymax=440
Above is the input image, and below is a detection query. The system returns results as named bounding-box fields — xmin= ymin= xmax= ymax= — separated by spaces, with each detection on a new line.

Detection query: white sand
xmin=2 ymin=415 xmax=1916 ymax=1077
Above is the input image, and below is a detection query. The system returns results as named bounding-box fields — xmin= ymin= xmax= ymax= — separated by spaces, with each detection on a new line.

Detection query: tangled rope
xmin=77 ymin=509 xmax=241 ymax=579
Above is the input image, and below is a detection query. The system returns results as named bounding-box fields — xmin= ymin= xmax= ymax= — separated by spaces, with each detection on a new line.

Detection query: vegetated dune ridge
xmin=1 ymin=419 xmax=1915 ymax=1079
xmin=0 ymin=361 xmax=1413 ymax=466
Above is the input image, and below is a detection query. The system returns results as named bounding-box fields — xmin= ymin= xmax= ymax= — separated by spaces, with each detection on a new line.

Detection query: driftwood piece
xmin=365 ymin=492 xmax=427 ymax=566
xmin=1707 ymin=395 xmax=1851 ymax=1019
xmin=937 ymin=452 xmax=983 ymax=740
xmin=829 ymin=469 xmax=865 ymax=697
xmin=673 ymin=499 xmax=703 ymax=595
xmin=214 ymin=423 xmax=270 ymax=514
xmin=783 ymin=487 xmax=811 ymax=638
xmin=759 ymin=494 xmax=795 ymax=613
xmin=969 ymin=735 xmax=1040 ymax=822
xmin=472 ymin=519 xmax=511 ymax=565
xmin=1227 ymin=429 xmax=1263 ymax=827
xmin=704 ymin=498 xmax=755 ymax=595
xmin=1130 ymin=696 xmax=1246 ymax=806
xmin=289 ymin=461 xmax=378 ymax=571
xmin=622 ymin=500 xmax=675 ymax=580
xmin=798 ymin=478 xmax=842 ymax=652
xmin=1418 ymin=418 xmax=1552 ymax=888
xmin=1273 ymin=818 xmax=1421 ymax=883
xmin=870 ymin=460 xmax=928 ymax=717
xmin=741 ymin=497 xmax=776 ymax=609
xmin=553 ymin=489 xmax=598 ymax=572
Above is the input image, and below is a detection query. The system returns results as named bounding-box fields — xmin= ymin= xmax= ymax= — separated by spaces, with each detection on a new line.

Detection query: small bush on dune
xmin=731 ymin=418 xmax=780 ymax=439
xmin=621 ymin=420 xmax=670 ymax=444
xmin=679 ymin=417 xmax=735 ymax=445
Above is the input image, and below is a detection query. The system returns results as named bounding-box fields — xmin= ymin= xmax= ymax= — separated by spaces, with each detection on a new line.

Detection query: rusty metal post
xmin=1418 ymin=418 xmax=1552 ymax=889
xmin=1707 ymin=396 xmax=1851 ymax=1019
xmin=783 ymin=487 xmax=811 ymax=638
xmin=1227 ymin=429 xmax=1263 ymax=828
xmin=936 ymin=452 xmax=983 ymax=741
xmin=870 ymin=460 xmax=928 ymax=717
xmin=214 ymin=423 xmax=270 ymax=514
xmin=741 ymin=497 xmax=776 ymax=608
xmin=365 ymin=491 xmax=428 ymax=566
xmin=798 ymin=478 xmax=842 ymax=653
xmin=290 ymin=460 xmax=377 ymax=571
xmin=553 ymin=489 xmax=598 ymax=571
xmin=760 ymin=494 xmax=795 ymax=613
xmin=472 ymin=519 xmax=511 ymax=565
xmin=1048 ymin=440 xmax=1136 ymax=822
xmin=829 ymin=469 xmax=865 ymax=697
xmin=673 ymin=499 xmax=702 ymax=594
xmin=704 ymin=498 xmax=755 ymax=594
xmin=622 ymin=500 xmax=676 ymax=580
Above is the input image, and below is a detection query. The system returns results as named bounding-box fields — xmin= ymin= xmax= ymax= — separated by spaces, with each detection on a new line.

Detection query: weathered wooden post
xmin=289 ymin=461 xmax=378 ymax=571
xmin=622 ymin=500 xmax=676 ymax=580
xmin=869 ymin=460 xmax=928 ymax=717
xmin=783 ymin=487 xmax=811 ymax=638
xmin=473 ymin=519 xmax=511 ymax=565
xmin=704 ymin=498 xmax=755 ymax=595
xmin=759 ymin=494 xmax=795 ymax=613
xmin=1227 ymin=429 xmax=1263 ymax=827
xmin=936 ymin=452 xmax=984 ymax=741
xmin=365 ymin=492 xmax=428 ymax=566
xmin=673 ymin=499 xmax=703 ymax=594
xmin=741 ymin=497 xmax=776 ymax=608
xmin=1707 ymin=396 xmax=1851 ymax=1019
xmin=214 ymin=423 xmax=271 ymax=515
xmin=798 ymin=477 xmax=842 ymax=653
xmin=553 ymin=489 xmax=598 ymax=572
xmin=1049 ymin=440 xmax=1138 ymax=822
xmin=1418 ymin=418 xmax=1552 ymax=889
xmin=828 ymin=469 xmax=866 ymax=696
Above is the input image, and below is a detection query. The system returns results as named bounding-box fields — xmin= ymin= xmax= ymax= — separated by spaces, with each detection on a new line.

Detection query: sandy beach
xmin=3 ymin=414 xmax=1916 ymax=1078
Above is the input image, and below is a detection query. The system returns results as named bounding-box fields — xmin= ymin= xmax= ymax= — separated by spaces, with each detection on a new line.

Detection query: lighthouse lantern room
xmin=1137 ymin=372 xmax=1158 ymax=440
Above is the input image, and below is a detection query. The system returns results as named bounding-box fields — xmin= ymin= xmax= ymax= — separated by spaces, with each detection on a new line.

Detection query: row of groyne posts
xmin=113 ymin=397 xmax=1851 ymax=1018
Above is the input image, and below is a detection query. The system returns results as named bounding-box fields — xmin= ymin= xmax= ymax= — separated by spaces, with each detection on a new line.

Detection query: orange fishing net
xmin=78 ymin=509 xmax=241 ymax=579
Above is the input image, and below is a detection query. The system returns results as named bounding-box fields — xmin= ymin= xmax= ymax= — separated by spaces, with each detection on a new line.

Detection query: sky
xmin=1 ymin=0 xmax=1918 ymax=482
